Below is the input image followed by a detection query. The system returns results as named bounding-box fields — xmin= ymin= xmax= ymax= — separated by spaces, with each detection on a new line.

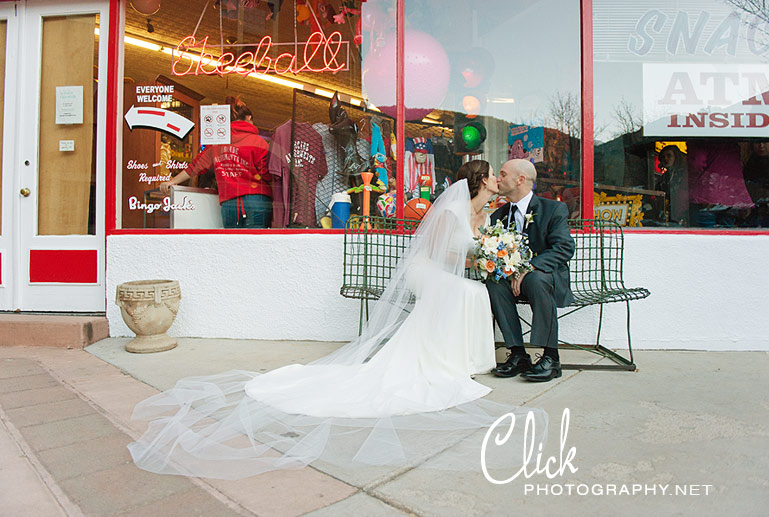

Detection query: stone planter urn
xmin=115 ymin=280 xmax=181 ymax=353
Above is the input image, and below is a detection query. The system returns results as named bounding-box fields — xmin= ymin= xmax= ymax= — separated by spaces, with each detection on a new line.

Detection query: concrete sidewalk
xmin=1 ymin=339 xmax=768 ymax=516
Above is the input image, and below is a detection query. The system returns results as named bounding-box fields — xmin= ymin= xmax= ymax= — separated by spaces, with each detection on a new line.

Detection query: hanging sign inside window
xmin=55 ymin=86 xmax=83 ymax=124
xmin=643 ymin=63 xmax=769 ymax=137
xmin=135 ymin=84 xmax=175 ymax=103
xmin=200 ymin=105 xmax=230 ymax=145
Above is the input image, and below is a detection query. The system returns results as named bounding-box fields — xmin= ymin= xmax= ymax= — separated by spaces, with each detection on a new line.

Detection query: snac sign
xmin=171 ymin=31 xmax=347 ymax=77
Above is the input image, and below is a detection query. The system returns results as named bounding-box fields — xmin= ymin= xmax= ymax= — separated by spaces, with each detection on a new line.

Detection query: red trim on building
xmin=623 ymin=229 xmax=769 ymax=236
xmin=105 ymin=0 xmax=120 ymax=235
xmin=395 ymin=0 xmax=405 ymax=219
xmin=580 ymin=0 xmax=594 ymax=220
xmin=109 ymin=228 xmax=347 ymax=235
xmin=29 ymin=250 xmax=98 ymax=283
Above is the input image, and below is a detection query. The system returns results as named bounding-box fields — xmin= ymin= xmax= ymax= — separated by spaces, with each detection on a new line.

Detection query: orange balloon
xmin=462 ymin=95 xmax=480 ymax=118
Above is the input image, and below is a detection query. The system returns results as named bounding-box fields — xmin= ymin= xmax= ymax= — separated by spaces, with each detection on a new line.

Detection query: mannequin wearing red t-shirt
xmin=160 ymin=97 xmax=271 ymax=228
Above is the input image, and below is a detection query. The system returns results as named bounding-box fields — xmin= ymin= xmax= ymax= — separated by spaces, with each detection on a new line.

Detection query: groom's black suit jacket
xmin=489 ymin=194 xmax=575 ymax=307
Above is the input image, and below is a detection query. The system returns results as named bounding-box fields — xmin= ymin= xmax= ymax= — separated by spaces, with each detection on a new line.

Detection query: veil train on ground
xmin=128 ymin=179 xmax=548 ymax=479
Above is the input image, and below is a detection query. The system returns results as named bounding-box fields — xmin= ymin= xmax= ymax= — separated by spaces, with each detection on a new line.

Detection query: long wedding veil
xmin=128 ymin=180 xmax=548 ymax=479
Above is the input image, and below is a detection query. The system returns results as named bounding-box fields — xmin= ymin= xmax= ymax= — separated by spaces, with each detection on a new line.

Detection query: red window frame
xmin=104 ymin=0 xmax=769 ymax=237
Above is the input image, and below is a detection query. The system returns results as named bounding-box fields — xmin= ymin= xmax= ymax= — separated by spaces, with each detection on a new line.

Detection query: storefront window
xmin=120 ymin=0 xmax=369 ymax=229
xmin=594 ymin=0 xmax=769 ymax=228
xmin=392 ymin=0 xmax=582 ymax=215
xmin=119 ymin=0 xmax=579 ymax=230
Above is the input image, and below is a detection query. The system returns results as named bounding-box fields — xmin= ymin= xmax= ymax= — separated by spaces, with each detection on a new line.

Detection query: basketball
xmin=404 ymin=198 xmax=432 ymax=220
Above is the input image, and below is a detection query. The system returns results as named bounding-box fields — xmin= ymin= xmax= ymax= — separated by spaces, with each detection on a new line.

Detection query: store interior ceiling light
xmin=490 ymin=97 xmax=516 ymax=103
xmin=99 ymin=27 xmax=371 ymax=109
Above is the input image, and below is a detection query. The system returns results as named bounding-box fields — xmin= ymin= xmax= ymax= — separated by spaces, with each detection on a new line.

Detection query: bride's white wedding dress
xmin=128 ymin=180 xmax=545 ymax=479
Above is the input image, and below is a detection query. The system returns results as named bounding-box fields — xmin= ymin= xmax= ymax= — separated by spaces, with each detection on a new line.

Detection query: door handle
xmin=20 ymin=188 xmax=30 ymax=197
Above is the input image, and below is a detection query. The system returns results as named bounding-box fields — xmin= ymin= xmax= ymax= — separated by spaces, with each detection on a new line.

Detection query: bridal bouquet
xmin=473 ymin=220 xmax=533 ymax=282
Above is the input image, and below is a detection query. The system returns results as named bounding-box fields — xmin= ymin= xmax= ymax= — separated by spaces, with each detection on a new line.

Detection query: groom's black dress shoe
xmin=521 ymin=355 xmax=562 ymax=382
xmin=492 ymin=352 xmax=532 ymax=378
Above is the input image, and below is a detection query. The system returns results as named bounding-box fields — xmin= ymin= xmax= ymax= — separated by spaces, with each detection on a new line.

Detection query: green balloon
xmin=462 ymin=125 xmax=482 ymax=149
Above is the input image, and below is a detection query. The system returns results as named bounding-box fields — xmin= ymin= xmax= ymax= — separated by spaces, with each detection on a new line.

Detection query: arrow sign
xmin=124 ymin=105 xmax=194 ymax=139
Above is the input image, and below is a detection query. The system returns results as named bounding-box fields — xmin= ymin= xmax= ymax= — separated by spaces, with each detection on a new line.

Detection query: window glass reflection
xmin=595 ymin=0 xmax=769 ymax=228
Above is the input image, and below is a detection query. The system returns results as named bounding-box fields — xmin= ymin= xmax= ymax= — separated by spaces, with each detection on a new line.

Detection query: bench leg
xmin=624 ymin=300 xmax=635 ymax=366
xmin=358 ymin=298 xmax=365 ymax=336
xmin=595 ymin=303 xmax=604 ymax=349
xmin=358 ymin=298 xmax=372 ymax=336
xmin=564 ymin=301 xmax=635 ymax=370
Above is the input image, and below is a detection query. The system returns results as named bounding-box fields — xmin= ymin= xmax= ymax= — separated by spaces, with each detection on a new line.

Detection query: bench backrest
xmin=341 ymin=216 xmax=628 ymax=300
xmin=568 ymin=218 xmax=628 ymax=293
xmin=341 ymin=216 xmax=420 ymax=300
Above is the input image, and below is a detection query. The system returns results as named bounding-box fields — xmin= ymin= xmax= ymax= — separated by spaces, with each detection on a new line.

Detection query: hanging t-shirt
xmin=313 ymin=122 xmax=344 ymax=223
xmin=268 ymin=121 xmax=328 ymax=227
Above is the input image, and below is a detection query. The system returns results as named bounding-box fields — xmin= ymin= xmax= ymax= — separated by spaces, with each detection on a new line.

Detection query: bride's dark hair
xmin=456 ymin=160 xmax=490 ymax=198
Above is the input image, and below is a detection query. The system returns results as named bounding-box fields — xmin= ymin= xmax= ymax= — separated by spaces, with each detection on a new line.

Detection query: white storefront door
xmin=0 ymin=0 xmax=109 ymax=311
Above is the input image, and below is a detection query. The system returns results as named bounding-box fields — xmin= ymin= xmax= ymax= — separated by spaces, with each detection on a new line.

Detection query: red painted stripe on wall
xmin=29 ymin=250 xmax=98 ymax=283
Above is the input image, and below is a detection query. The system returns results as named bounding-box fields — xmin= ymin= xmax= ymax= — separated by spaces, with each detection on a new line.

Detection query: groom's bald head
xmin=498 ymin=159 xmax=536 ymax=201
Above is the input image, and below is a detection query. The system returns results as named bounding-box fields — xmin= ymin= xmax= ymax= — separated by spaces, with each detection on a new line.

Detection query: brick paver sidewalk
xmin=0 ymin=349 xmax=358 ymax=517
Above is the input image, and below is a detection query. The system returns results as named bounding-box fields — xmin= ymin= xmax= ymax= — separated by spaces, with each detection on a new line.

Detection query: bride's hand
xmin=511 ymin=271 xmax=528 ymax=297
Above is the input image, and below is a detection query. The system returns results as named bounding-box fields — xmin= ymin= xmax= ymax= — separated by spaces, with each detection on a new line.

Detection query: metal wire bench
xmin=341 ymin=216 xmax=650 ymax=370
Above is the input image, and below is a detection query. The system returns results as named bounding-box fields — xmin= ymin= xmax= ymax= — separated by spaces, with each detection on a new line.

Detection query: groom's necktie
xmin=508 ymin=203 xmax=520 ymax=232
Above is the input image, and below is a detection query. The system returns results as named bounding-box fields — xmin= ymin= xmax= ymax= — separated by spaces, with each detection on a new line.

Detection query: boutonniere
xmin=524 ymin=212 xmax=535 ymax=230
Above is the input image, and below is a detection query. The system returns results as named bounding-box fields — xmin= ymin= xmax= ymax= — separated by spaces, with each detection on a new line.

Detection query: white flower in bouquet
xmin=500 ymin=232 xmax=515 ymax=247
xmin=482 ymin=236 xmax=500 ymax=256
xmin=506 ymin=250 xmax=522 ymax=268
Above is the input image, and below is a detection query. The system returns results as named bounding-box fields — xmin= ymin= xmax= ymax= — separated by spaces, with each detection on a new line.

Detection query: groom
xmin=486 ymin=159 xmax=575 ymax=382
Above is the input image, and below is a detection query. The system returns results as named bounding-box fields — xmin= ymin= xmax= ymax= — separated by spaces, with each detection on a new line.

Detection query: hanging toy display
xmin=370 ymin=119 xmax=388 ymax=188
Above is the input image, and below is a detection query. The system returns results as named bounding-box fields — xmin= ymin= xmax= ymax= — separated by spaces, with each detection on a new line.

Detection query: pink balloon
xmin=362 ymin=30 xmax=449 ymax=120
xmin=130 ymin=0 xmax=161 ymax=15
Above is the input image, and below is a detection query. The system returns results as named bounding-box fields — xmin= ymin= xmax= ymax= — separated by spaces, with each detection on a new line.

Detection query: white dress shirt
xmin=508 ymin=190 xmax=533 ymax=232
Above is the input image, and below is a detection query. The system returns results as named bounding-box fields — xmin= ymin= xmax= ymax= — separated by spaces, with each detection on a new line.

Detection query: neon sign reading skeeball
xmin=171 ymin=31 xmax=348 ymax=77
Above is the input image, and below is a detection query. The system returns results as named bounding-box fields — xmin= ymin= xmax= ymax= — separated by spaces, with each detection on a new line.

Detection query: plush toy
xmin=404 ymin=137 xmax=435 ymax=195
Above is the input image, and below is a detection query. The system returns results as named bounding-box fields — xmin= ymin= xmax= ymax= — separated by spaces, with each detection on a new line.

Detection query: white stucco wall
xmin=106 ymin=233 xmax=769 ymax=351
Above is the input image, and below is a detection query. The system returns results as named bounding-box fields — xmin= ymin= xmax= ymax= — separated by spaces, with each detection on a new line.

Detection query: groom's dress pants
xmin=486 ymin=270 xmax=558 ymax=349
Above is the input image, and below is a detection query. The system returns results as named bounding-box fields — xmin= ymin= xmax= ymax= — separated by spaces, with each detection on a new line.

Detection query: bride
xmin=129 ymin=160 xmax=546 ymax=479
